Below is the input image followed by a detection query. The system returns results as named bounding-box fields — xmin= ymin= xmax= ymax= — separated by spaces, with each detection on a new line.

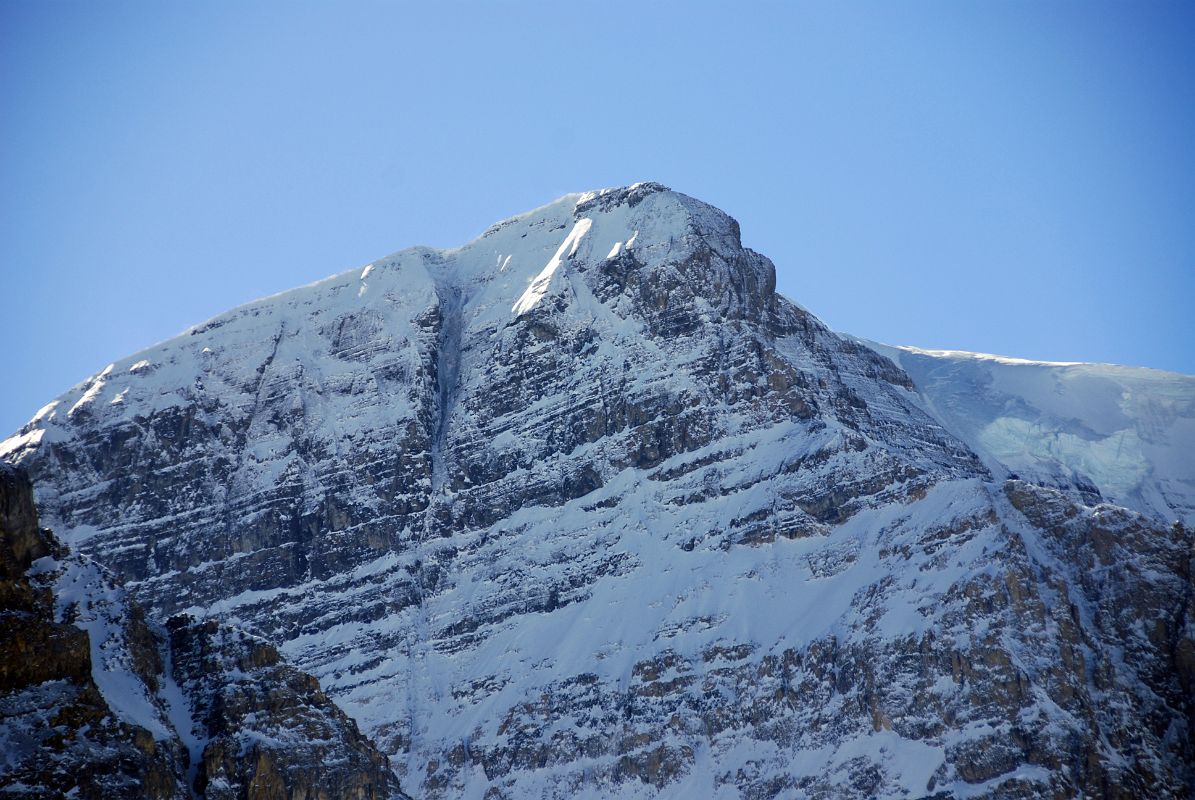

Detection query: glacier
xmin=864 ymin=342 xmax=1195 ymax=525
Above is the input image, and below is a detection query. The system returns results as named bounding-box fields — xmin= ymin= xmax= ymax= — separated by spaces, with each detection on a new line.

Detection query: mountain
xmin=3 ymin=183 xmax=1193 ymax=798
xmin=0 ymin=464 xmax=406 ymax=799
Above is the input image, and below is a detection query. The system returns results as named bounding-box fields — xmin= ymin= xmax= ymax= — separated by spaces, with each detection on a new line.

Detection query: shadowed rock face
xmin=0 ymin=465 xmax=407 ymax=800
xmin=1 ymin=463 xmax=190 ymax=799
xmin=4 ymin=184 xmax=1194 ymax=797
xmin=168 ymin=615 xmax=405 ymax=800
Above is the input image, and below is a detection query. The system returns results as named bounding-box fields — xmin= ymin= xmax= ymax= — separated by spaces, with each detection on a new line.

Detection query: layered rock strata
xmin=0 ymin=464 xmax=406 ymax=799
xmin=4 ymin=184 xmax=1193 ymax=797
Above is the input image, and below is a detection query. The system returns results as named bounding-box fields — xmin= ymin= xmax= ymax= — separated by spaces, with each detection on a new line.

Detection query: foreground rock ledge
xmin=0 ymin=463 xmax=408 ymax=800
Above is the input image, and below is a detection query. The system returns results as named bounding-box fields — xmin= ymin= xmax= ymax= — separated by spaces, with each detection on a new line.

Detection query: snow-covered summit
xmin=1 ymin=182 xmax=770 ymax=468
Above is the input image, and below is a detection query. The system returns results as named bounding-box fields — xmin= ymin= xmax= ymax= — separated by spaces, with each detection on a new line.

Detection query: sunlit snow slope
xmin=864 ymin=343 xmax=1195 ymax=525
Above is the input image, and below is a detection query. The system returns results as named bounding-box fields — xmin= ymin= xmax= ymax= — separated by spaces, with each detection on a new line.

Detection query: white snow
xmin=46 ymin=555 xmax=174 ymax=741
xmin=891 ymin=345 xmax=1084 ymax=367
xmin=67 ymin=365 xmax=115 ymax=416
xmin=0 ymin=429 xmax=43 ymax=459
xmin=158 ymin=642 xmax=206 ymax=795
xmin=512 ymin=217 xmax=593 ymax=316
xmin=31 ymin=400 xmax=59 ymax=423
xmin=864 ymin=340 xmax=1195 ymax=524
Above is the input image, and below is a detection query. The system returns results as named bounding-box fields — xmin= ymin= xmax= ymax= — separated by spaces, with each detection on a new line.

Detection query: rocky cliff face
xmin=168 ymin=615 xmax=404 ymax=800
xmin=4 ymin=183 xmax=1193 ymax=798
xmin=0 ymin=465 xmax=406 ymax=799
xmin=0 ymin=463 xmax=189 ymax=799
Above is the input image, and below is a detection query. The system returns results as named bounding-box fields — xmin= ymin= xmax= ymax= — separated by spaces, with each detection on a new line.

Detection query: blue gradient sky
xmin=3 ymin=1 xmax=1193 ymax=435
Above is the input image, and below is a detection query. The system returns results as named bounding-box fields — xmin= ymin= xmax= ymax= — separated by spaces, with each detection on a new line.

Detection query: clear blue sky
xmin=3 ymin=1 xmax=1193 ymax=435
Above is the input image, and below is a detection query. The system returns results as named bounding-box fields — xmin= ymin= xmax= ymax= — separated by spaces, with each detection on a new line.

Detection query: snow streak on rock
xmin=0 ymin=464 xmax=407 ymax=799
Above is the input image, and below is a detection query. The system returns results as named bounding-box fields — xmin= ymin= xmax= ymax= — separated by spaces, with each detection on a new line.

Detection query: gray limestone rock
xmin=0 ymin=465 xmax=407 ymax=800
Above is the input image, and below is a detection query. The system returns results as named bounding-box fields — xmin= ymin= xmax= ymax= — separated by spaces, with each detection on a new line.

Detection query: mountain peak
xmin=4 ymin=185 xmax=1193 ymax=799
xmin=573 ymin=180 xmax=671 ymax=214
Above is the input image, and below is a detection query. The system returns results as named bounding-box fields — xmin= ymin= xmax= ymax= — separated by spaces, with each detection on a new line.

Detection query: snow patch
xmin=512 ymin=217 xmax=593 ymax=317
xmin=893 ymin=345 xmax=1083 ymax=367
xmin=0 ymin=428 xmax=44 ymax=459
xmin=51 ymin=557 xmax=173 ymax=740
xmin=31 ymin=400 xmax=59 ymax=423
xmin=159 ymin=640 xmax=206 ymax=795
xmin=68 ymin=366 xmax=115 ymax=416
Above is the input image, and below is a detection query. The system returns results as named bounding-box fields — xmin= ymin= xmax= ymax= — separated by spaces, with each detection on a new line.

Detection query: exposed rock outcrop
xmin=168 ymin=615 xmax=405 ymax=800
xmin=0 ymin=465 xmax=406 ymax=799
xmin=0 ymin=463 xmax=189 ymax=799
